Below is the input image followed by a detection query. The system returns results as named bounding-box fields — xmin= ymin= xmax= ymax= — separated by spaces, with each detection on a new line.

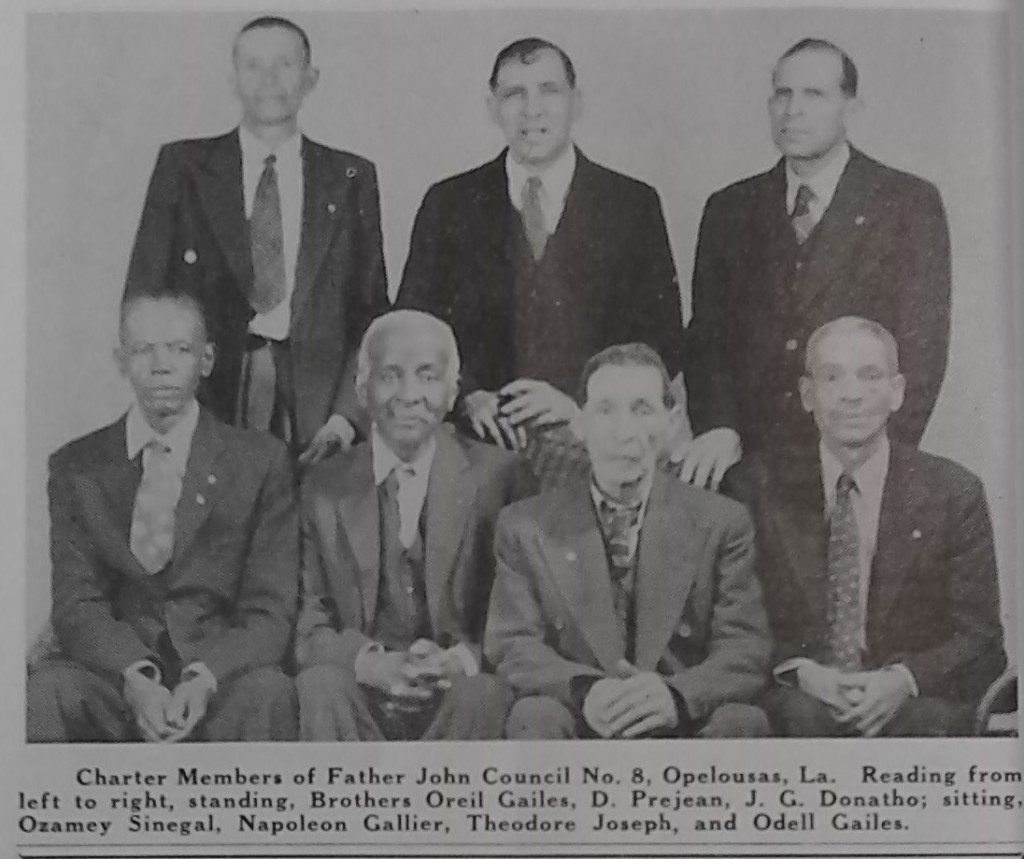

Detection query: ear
xmin=304 ymin=63 xmax=320 ymax=95
xmin=114 ymin=346 xmax=127 ymax=377
xmin=570 ymin=86 xmax=583 ymax=124
xmin=199 ymin=343 xmax=215 ymax=378
xmin=356 ymin=379 xmax=369 ymax=411
xmin=798 ymin=375 xmax=814 ymax=414
xmin=888 ymin=373 xmax=906 ymax=413
xmin=486 ymin=91 xmax=501 ymax=126
xmin=842 ymin=95 xmax=865 ymax=133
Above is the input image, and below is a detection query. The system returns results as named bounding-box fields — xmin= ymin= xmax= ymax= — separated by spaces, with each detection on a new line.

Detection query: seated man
xmin=295 ymin=310 xmax=531 ymax=740
xmin=740 ymin=316 xmax=1005 ymax=737
xmin=485 ymin=343 xmax=771 ymax=739
xmin=27 ymin=290 xmax=298 ymax=742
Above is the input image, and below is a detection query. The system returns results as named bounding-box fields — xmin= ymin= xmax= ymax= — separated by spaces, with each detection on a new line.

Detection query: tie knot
xmin=264 ymin=153 xmax=277 ymax=169
xmin=523 ymin=175 xmax=542 ymax=198
xmin=793 ymin=183 xmax=814 ymax=215
xmin=598 ymin=497 xmax=642 ymax=534
xmin=836 ymin=472 xmax=857 ymax=497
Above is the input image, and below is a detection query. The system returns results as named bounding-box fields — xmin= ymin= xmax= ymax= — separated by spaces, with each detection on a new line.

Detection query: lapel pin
xmin=195 ymin=493 xmax=206 ymax=505
xmin=327 ymin=202 xmax=337 ymax=214
xmin=207 ymin=474 xmax=216 ymax=485
xmin=565 ymin=550 xmax=577 ymax=562
xmin=911 ymin=528 xmax=922 ymax=540
xmin=854 ymin=215 xmax=866 ymax=226
xmin=183 ymin=248 xmax=198 ymax=264
xmin=345 ymin=167 xmax=358 ymax=178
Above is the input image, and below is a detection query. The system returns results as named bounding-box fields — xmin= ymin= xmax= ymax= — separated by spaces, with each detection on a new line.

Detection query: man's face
xmin=799 ymin=328 xmax=905 ymax=450
xmin=117 ymin=298 xmax=214 ymax=430
xmin=488 ymin=48 xmax=580 ymax=169
xmin=581 ymin=364 xmax=671 ymax=493
xmin=769 ymin=49 xmax=853 ymax=162
xmin=232 ymin=26 xmax=317 ymax=129
xmin=360 ymin=327 xmax=455 ymax=457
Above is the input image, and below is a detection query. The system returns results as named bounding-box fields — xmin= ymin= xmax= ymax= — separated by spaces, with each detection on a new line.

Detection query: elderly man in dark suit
xmin=295 ymin=310 xmax=532 ymax=741
xmin=486 ymin=344 xmax=770 ymax=739
xmin=680 ymin=38 xmax=950 ymax=491
xmin=27 ymin=291 xmax=298 ymax=742
xmin=397 ymin=37 xmax=683 ymax=470
xmin=739 ymin=317 xmax=1004 ymax=737
xmin=125 ymin=16 xmax=387 ymax=464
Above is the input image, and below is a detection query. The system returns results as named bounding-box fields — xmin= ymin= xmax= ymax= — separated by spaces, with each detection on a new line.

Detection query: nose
xmin=609 ymin=411 xmax=638 ymax=442
xmin=523 ymin=87 xmax=544 ymax=116
xmin=396 ymin=375 xmax=423 ymax=403
xmin=837 ymin=376 xmax=865 ymax=402
xmin=149 ymin=344 xmax=173 ymax=374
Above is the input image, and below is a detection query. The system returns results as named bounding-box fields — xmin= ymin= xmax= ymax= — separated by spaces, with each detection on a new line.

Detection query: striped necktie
xmin=791 ymin=183 xmax=816 ymax=244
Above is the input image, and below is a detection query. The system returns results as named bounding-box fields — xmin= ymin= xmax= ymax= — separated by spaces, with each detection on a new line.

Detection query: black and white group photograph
xmin=17 ymin=1 xmax=1019 ymax=756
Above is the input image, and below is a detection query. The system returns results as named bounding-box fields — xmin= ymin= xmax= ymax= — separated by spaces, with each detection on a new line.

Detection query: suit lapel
xmin=423 ymin=434 xmax=474 ymax=631
xmin=794 ymin=147 xmax=883 ymax=314
xmin=633 ymin=475 xmax=704 ymax=670
xmin=542 ymin=484 xmax=623 ymax=672
xmin=292 ymin=138 xmax=351 ymax=325
xmin=91 ymin=419 xmax=151 ymax=578
xmin=191 ymin=131 xmax=252 ymax=294
xmin=335 ymin=446 xmax=382 ymax=627
xmin=172 ymin=411 xmax=224 ymax=563
xmin=867 ymin=445 xmax=927 ymax=633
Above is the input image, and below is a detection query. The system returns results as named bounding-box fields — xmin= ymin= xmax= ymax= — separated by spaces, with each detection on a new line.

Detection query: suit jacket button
xmin=785 ymin=338 xmax=799 ymax=352
xmin=183 ymin=249 xmax=198 ymax=264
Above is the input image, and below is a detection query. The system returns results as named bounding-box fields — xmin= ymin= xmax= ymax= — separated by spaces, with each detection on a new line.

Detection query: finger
xmin=669 ymin=440 xmax=691 ymax=465
xmin=615 ymin=659 xmax=639 ymax=678
xmin=478 ymin=414 xmax=510 ymax=448
xmin=514 ymin=424 xmax=529 ymax=449
xmin=297 ymin=441 xmax=321 ymax=465
xmin=605 ymin=700 xmax=656 ymax=737
xmin=710 ymin=456 xmax=732 ymax=492
xmin=620 ymin=711 xmax=669 ymax=739
xmin=677 ymin=452 xmax=700 ymax=485
xmin=601 ymin=688 xmax=651 ymax=726
xmin=388 ymin=683 xmax=435 ymax=702
xmin=502 ymin=401 xmax=548 ymax=424
xmin=495 ymin=417 xmax=521 ymax=450
xmin=164 ymin=694 xmax=187 ymax=729
xmin=136 ymin=713 xmax=168 ymax=743
xmin=691 ymin=455 xmax=715 ymax=489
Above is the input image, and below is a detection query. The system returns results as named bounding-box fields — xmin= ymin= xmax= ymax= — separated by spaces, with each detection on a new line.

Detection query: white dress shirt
xmin=371 ymin=426 xmax=437 ymax=549
xmin=785 ymin=141 xmax=851 ymax=225
xmin=239 ymin=125 xmax=303 ymax=341
xmin=506 ymin=144 xmax=577 ymax=234
xmin=123 ymin=400 xmax=216 ymax=693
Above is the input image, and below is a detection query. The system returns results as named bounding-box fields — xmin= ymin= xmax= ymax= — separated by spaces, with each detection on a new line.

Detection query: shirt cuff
xmin=123 ymin=659 xmax=161 ymax=686
xmin=887 ymin=663 xmax=919 ymax=697
xmin=773 ymin=657 xmax=815 ymax=686
xmin=354 ymin=641 xmax=385 ymax=685
xmin=180 ymin=662 xmax=218 ymax=696
xmin=324 ymin=414 xmax=358 ymax=445
xmin=446 ymin=643 xmax=479 ymax=677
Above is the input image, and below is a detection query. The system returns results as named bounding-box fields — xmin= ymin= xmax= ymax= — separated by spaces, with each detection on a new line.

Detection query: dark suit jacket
xmin=124 ymin=130 xmax=389 ymax=447
xmin=686 ymin=147 xmax=951 ymax=452
xmin=397 ymin=148 xmax=684 ymax=395
xmin=735 ymin=443 xmax=1005 ymax=703
xmin=48 ymin=410 xmax=298 ymax=685
xmin=296 ymin=430 xmax=533 ymax=672
xmin=484 ymin=473 xmax=771 ymax=722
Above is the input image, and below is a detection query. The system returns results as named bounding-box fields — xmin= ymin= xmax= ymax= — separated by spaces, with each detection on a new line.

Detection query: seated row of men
xmin=27 ymin=293 xmax=1005 ymax=742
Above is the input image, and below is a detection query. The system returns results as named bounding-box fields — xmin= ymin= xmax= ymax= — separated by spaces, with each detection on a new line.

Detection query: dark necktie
xmin=249 ymin=153 xmax=287 ymax=313
xmin=597 ymin=496 xmax=643 ymax=659
xmin=520 ymin=176 xmax=549 ymax=261
xmin=827 ymin=472 xmax=862 ymax=670
xmin=791 ymin=183 xmax=816 ymax=244
xmin=130 ymin=440 xmax=178 ymax=574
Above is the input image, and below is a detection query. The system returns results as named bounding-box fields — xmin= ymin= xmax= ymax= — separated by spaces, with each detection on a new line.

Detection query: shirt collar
xmin=589 ymin=472 xmax=654 ymax=521
xmin=786 ymin=141 xmax=850 ymax=213
xmin=819 ymin=433 xmax=890 ymax=507
xmin=370 ymin=425 xmax=438 ymax=486
xmin=238 ymin=124 xmax=302 ymax=169
xmin=505 ymin=144 xmax=577 ymax=207
xmin=125 ymin=399 xmax=201 ymax=462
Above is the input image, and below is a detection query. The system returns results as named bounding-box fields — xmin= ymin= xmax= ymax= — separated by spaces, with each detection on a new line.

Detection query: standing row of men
xmin=27 ymin=17 xmax=1002 ymax=742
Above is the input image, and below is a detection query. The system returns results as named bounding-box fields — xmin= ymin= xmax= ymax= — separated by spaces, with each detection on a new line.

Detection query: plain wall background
xmin=26 ymin=8 xmax=1017 ymax=652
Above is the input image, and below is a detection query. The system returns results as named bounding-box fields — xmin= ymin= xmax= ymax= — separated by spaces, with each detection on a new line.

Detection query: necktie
xmin=386 ymin=464 xmax=420 ymax=549
xmin=791 ymin=183 xmax=816 ymax=244
xmin=597 ymin=496 xmax=643 ymax=660
xmin=826 ymin=472 xmax=862 ymax=670
xmin=249 ymin=153 xmax=287 ymax=314
xmin=520 ymin=176 xmax=549 ymax=261
xmin=130 ymin=440 xmax=179 ymax=574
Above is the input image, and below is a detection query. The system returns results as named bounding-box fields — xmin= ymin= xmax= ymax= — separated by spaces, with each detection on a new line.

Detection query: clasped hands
xmin=582 ymin=659 xmax=679 ymax=739
xmin=465 ymin=381 xmax=579 ymax=451
xmin=123 ymin=668 xmax=216 ymax=743
xmin=796 ymin=661 xmax=914 ymax=737
xmin=361 ymin=639 xmax=466 ymax=707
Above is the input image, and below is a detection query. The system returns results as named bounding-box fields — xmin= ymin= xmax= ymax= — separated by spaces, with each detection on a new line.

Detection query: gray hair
xmin=804 ymin=316 xmax=900 ymax=376
xmin=355 ymin=309 xmax=461 ymax=393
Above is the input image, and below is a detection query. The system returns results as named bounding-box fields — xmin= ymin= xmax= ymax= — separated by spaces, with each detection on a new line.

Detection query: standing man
xmin=681 ymin=38 xmax=950 ymax=489
xmin=398 ymin=37 xmax=684 ymax=460
xmin=741 ymin=317 xmax=1004 ymax=737
xmin=27 ymin=291 xmax=298 ymax=742
xmin=125 ymin=16 xmax=388 ymax=464
xmin=486 ymin=344 xmax=770 ymax=739
xmin=295 ymin=311 xmax=532 ymax=741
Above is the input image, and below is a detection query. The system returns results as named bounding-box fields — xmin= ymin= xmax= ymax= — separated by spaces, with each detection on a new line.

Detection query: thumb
xmin=615 ymin=659 xmax=639 ymax=678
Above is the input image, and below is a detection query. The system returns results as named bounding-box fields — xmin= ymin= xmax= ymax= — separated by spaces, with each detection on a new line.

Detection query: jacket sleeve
xmin=196 ymin=442 xmax=299 ymax=682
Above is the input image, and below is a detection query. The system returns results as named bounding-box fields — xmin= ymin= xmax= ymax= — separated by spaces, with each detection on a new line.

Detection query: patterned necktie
xmin=521 ymin=176 xmax=549 ymax=260
xmin=791 ymin=183 xmax=816 ymax=244
xmin=249 ymin=153 xmax=287 ymax=313
xmin=597 ymin=496 xmax=643 ymax=661
xmin=130 ymin=440 xmax=179 ymax=574
xmin=386 ymin=464 xmax=420 ymax=549
xmin=826 ymin=472 xmax=862 ymax=670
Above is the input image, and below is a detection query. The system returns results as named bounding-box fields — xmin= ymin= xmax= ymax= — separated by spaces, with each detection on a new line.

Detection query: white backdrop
xmin=25 ymin=7 xmax=1017 ymax=652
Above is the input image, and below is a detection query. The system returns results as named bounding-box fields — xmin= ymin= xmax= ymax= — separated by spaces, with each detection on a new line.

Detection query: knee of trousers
xmin=703 ymin=702 xmax=771 ymax=738
xmin=228 ymin=665 xmax=295 ymax=709
xmin=27 ymin=662 xmax=99 ymax=713
xmin=296 ymin=664 xmax=363 ymax=707
xmin=763 ymin=686 xmax=837 ymax=737
xmin=445 ymin=673 xmax=510 ymax=716
xmin=505 ymin=695 xmax=575 ymax=740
